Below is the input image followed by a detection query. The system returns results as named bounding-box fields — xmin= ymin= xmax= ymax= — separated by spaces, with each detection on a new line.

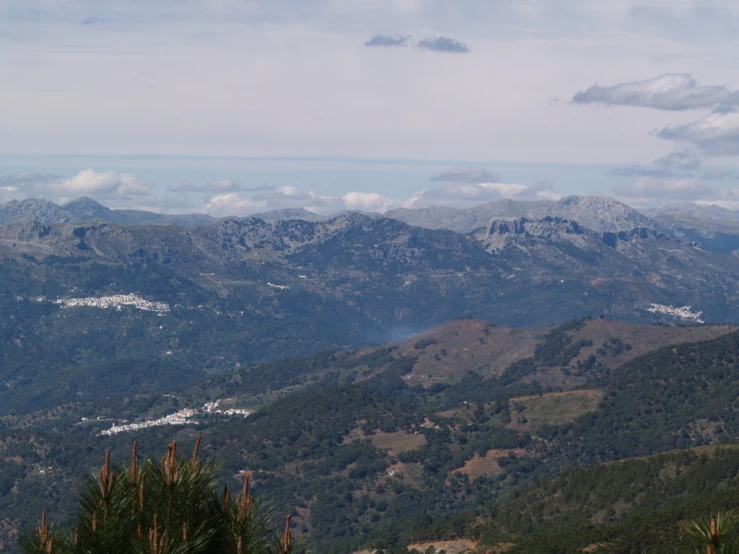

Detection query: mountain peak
xmin=61 ymin=196 xmax=116 ymax=222
xmin=0 ymin=198 xmax=72 ymax=226
xmin=558 ymin=194 xmax=629 ymax=205
xmin=543 ymin=195 xmax=659 ymax=233
xmin=62 ymin=196 xmax=105 ymax=208
xmin=4 ymin=197 xmax=58 ymax=209
xmin=249 ymin=208 xmax=327 ymax=223
xmin=487 ymin=216 xmax=586 ymax=241
xmin=325 ymin=210 xmax=379 ymax=226
xmin=387 ymin=195 xmax=659 ymax=234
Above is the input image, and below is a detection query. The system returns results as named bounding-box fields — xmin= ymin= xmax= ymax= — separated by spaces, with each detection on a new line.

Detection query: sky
xmin=5 ymin=1 xmax=739 ymax=214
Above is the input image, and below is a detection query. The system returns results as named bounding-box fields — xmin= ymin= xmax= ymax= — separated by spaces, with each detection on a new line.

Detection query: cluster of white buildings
xmin=99 ymin=400 xmax=253 ymax=436
xmin=646 ymin=303 xmax=704 ymax=323
xmin=202 ymin=399 xmax=253 ymax=417
xmin=54 ymin=294 xmax=170 ymax=313
xmin=100 ymin=408 xmax=197 ymax=436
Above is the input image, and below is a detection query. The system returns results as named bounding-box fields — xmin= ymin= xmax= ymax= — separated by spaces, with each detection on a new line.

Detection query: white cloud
xmin=0 ymin=173 xmax=60 ymax=202
xmin=170 ymin=179 xmax=274 ymax=194
xmin=7 ymin=2 xmax=739 ymax=165
xmin=202 ymin=179 xmax=242 ymax=193
xmin=0 ymin=169 xmax=186 ymax=211
xmin=341 ymin=191 xmax=403 ymax=212
xmin=408 ymin=181 xmax=560 ymax=207
xmin=573 ymin=74 xmax=739 ymax=111
xmin=204 ymin=187 xmax=346 ymax=216
xmin=655 ymin=110 xmax=739 ymax=156
xmin=203 ymin=180 xmax=561 ymax=216
xmin=0 ymin=184 xmax=23 ymax=203
xmin=51 ymin=169 xmax=155 ymax=197
xmin=417 ymin=36 xmax=469 ymax=53
xmin=364 ymin=35 xmax=411 ymax=48
xmin=654 ymin=149 xmax=704 ymax=170
xmin=204 ymin=186 xmax=378 ymax=216
xmin=612 ymin=176 xmax=739 ymax=208
xmin=695 ymin=198 xmax=739 ymax=210
xmin=572 ymin=72 xmax=739 ymax=167
xmin=517 ymin=180 xmax=562 ymax=201
xmin=203 ymin=193 xmax=263 ymax=214
xmin=614 ymin=177 xmax=710 ymax=200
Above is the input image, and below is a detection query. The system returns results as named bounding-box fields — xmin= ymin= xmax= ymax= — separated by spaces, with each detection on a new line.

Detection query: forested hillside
xmin=4 ymin=319 xmax=739 ymax=552
xmin=4 ymin=205 xmax=739 ymax=423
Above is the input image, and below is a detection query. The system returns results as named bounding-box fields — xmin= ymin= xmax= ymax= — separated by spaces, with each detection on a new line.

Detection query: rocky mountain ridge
xmin=3 ymin=208 xmax=739 ymax=327
xmin=386 ymin=195 xmax=663 ymax=234
xmin=248 ymin=207 xmax=328 ymax=223
xmin=484 ymin=215 xmax=677 ymax=250
xmin=4 ymin=194 xmax=739 ymax=249
xmin=0 ymin=197 xmax=215 ymax=228
xmin=0 ymin=198 xmax=72 ymax=226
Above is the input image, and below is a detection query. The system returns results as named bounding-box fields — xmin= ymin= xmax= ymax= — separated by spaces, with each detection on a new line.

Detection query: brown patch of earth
xmin=343 ymin=429 xmax=426 ymax=456
xmin=569 ymin=320 xmax=734 ymax=372
xmin=452 ymin=449 xmax=528 ymax=480
xmin=471 ymin=544 xmax=515 ymax=554
xmin=508 ymin=390 xmax=604 ymax=433
xmin=370 ymin=430 xmax=426 ymax=455
xmin=384 ymin=461 xmax=425 ymax=489
xmin=407 ymin=539 xmax=478 ymax=553
xmin=396 ymin=320 xmax=543 ymax=386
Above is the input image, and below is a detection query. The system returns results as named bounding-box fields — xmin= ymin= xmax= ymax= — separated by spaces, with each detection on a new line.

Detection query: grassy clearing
xmin=407 ymin=539 xmax=479 ymax=553
xmin=343 ymin=428 xmax=427 ymax=456
xmin=452 ymin=449 xmax=527 ymax=480
xmin=395 ymin=318 xmax=734 ymax=389
xmin=570 ymin=319 xmax=734 ymax=371
xmin=384 ymin=461 xmax=425 ymax=489
xmin=508 ymin=390 xmax=604 ymax=433
xmin=370 ymin=430 xmax=427 ymax=455
xmin=397 ymin=319 xmax=543 ymax=386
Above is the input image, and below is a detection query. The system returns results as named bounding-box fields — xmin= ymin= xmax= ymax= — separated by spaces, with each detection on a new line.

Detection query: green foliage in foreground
xmin=13 ymin=323 xmax=739 ymax=553
xmin=19 ymin=439 xmax=303 ymax=554
xmin=686 ymin=512 xmax=739 ymax=554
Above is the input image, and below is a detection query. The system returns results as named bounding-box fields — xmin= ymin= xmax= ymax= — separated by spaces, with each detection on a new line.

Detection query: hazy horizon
xmin=5 ymin=2 xmax=739 ymax=214
xmin=3 ymin=187 xmax=737 ymax=219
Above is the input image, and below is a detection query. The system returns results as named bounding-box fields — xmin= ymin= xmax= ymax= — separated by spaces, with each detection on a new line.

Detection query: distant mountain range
xmin=386 ymin=195 xmax=662 ymax=234
xmin=2 ymin=195 xmax=661 ymax=233
xmin=5 ymin=194 xmax=739 ymax=251
xmin=385 ymin=196 xmax=739 ymax=253
xmin=3 ymin=204 xmax=739 ymax=326
xmin=0 ymin=197 xmax=214 ymax=228
xmin=2 ymin=193 xmax=739 ymax=372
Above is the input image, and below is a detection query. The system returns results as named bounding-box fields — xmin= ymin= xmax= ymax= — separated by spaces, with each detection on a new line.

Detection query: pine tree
xmin=686 ymin=512 xmax=739 ymax=554
xmin=20 ymin=439 xmax=304 ymax=554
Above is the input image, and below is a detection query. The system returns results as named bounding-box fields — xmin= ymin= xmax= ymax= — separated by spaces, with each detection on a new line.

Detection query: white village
xmin=646 ymin=303 xmax=705 ymax=323
xmin=99 ymin=399 xmax=253 ymax=436
xmin=54 ymin=293 xmax=170 ymax=313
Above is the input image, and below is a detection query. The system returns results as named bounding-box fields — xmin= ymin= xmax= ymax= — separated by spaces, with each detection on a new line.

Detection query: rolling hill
xmin=2 ymin=319 xmax=739 ymax=553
